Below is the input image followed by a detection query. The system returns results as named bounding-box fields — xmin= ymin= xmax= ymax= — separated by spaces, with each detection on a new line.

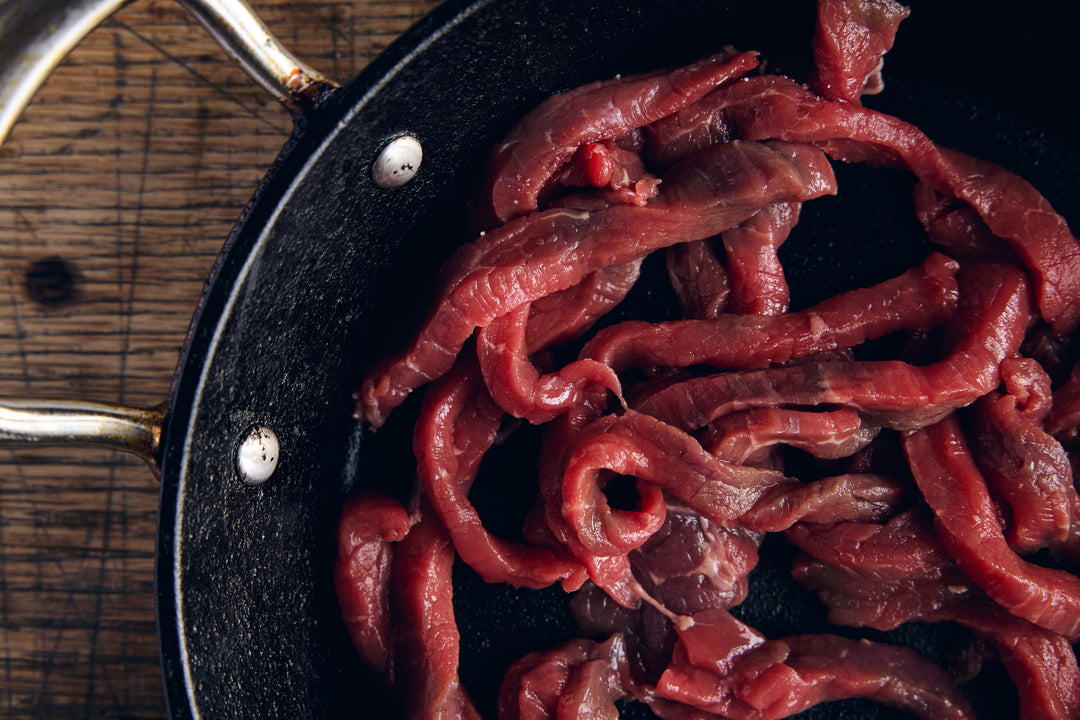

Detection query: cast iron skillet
xmin=116 ymin=0 xmax=1076 ymax=717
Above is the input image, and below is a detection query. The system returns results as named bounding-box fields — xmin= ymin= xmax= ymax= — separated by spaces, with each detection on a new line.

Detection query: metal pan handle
xmin=0 ymin=0 xmax=337 ymax=473
xmin=0 ymin=0 xmax=337 ymax=146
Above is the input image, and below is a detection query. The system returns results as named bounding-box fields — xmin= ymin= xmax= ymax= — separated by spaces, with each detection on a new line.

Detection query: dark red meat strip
xmin=358 ymin=139 xmax=837 ymax=428
xmin=912 ymin=181 xmax=1017 ymax=261
xmin=634 ymin=261 xmax=1031 ymax=432
xmin=665 ymin=238 xmax=730 ymax=320
xmin=790 ymin=512 xmax=1080 ymax=720
xmin=712 ymin=75 xmax=1080 ymax=333
xmin=703 ymin=407 xmax=879 ymax=464
xmin=333 ymin=491 xmax=413 ymax=684
xmin=583 ymin=251 xmax=958 ymax=372
xmin=655 ymin=608 xmax=974 ymax=720
xmin=971 ymin=390 xmax=1079 ymax=554
xmin=812 ymin=0 xmax=910 ymax=103
xmin=473 ymin=49 xmax=760 ymax=227
xmin=526 ymin=259 xmax=643 ymax=350
xmin=631 ymin=503 xmax=762 ymax=615
xmin=390 ymin=502 xmax=481 ymax=720
xmin=497 ymin=636 xmax=630 ymax=720
xmin=999 ymin=355 xmax=1053 ymax=421
xmin=560 ymin=410 xmax=789 ymax=556
xmin=557 ymin=140 xmax=661 ymax=208
xmin=904 ymin=415 xmax=1080 ymax=639
xmin=476 ymin=259 xmax=642 ymax=423
xmin=722 ymin=202 xmax=801 ymax=315
xmin=788 ymin=508 xmax=979 ymax=630
xmin=741 ymin=472 xmax=906 ymax=531
xmin=477 ymin=303 xmax=622 ymax=423
xmin=414 ymin=354 xmax=584 ymax=588
xmin=1046 ymin=358 xmax=1080 ymax=447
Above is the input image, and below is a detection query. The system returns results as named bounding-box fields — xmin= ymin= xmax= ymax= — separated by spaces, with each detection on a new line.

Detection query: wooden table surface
xmin=0 ymin=0 xmax=437 ymax=715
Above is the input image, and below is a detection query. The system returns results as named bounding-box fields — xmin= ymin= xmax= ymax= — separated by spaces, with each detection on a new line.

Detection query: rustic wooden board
xmin=0 ymin=0 xmax=437 ymax=715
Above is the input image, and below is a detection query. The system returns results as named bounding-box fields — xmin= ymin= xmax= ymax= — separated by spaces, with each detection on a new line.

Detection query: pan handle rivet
xmin=237 ymin=425 xmax=279 ymax=485
xmin=372 ymin=135 xmax=422 ymax=188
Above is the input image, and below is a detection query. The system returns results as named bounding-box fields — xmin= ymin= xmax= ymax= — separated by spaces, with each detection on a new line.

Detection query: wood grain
xmin=0 ymin=0 xmax=437 ymax=715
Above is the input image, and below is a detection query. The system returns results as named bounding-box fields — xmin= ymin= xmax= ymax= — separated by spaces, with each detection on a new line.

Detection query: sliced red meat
xmin=631 ymin=503 xmax=762 ymax=615
xmin=971 ymin=391 xmax=1079 ymax=553
xmin=477 ymin=303 xmax=623 ymax=423
xmin=497 ymin=635 xmax=630 ymax=720
xmin=665 ymin=238 xmax=730 ymax=320
xmin=904 ymin=415 xmax=1080 ymax=639
xmin=790 ymin=511 xmax=1080 ymax=720
xmin=703 ymin=407 xmax=879 ymax=464
xmin=1046 ymin=358 xmax=1080 ymax=447
xmin=560 ymin=410 xmax=789 ymax=556
xmin=741 ymin=472 xmax=907 ymax=531
xmin=390 ymin=502 xmax=481 ymax=720
xmin=333 ymin=491 xmax=414 ymax=684
xmin=634 ymin=261 xmax=1031 ymax=432
xmin=557 ymin=140 xmax=661 ymax=207
xmin=526 ymin=259 xmax=643 ymax=350
xmin=912 ymin=181 xmax=1017 ymax=261
xmin=718 ymin=75 xmax=1080 ymax=333
xmin=656 ymin=608 xmax=974 ymax=720
xmin=358 ymin=139 xmax=838 ymax=428
xmin=583 ymin=251 xmax=958 ymax=372
xmin=414 ymin=354 xmax=583 ymax=588
xmin=474 ymin=49 xmax=760 ymax=227
xmin=812 ymin=0 xmax=910 ymax=103
xmin=722 ymin=202 xmax=801 ymax=315
xmin=998 ymin=356 xmax=1053 ymax=421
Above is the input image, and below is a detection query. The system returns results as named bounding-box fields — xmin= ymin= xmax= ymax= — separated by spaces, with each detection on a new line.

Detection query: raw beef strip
xmin=414 ymin=354 xmax=583 ymax=588
xmin=655 ymin=608 xmax=974 ymax=720
xmin=812 ymin=0 xmax=910 ymax=103
xmin=722 ymin=202 xmax=801 ymax=315
xmin=359 ymin=139 xmax=837 ymax=428
xmin=390 ymin=502 xmax=481 ymax=720
xmin=583 ymin=251 xmax=958 ymax=372
xmin=556 ymin=139 xmax=660 ymax=207
xmin=790 ymin=512 xmax=1080 ymax=720
xmin=718 ymin=75 xmax=1080 ymax=333
xmin=904 ymin=415 xmax=1080 ymax=639
xmin=526 ymin=259 xmax=643 ymax=350
xmin=497 ymin=635 xmax=630 ymax=720
xmin=666 ymin=238 xmax=730 ymax=320
xmin=633 ymin=261 xmax=1031 ymax=432
xmin=703 ymin=407 xmax=880 ymax=464
xmin=1046 ymin=358 xmax=1080 ymax=447
xmin=971 ymin=391 xmax=1079 ymax=554
xmin=476 ymin=303 xmax=622 ymax=424
xmin=333 ymin=491 xmax=413 ymax=683
xmin=560 ymin=410 xmax=789 ymax=556
xmin=474 ymin=49 xmax=759 ymax=227
xmin=741 ymin=472 xmax=906 ymax=531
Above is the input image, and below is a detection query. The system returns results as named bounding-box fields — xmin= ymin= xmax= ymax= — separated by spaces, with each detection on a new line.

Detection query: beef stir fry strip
xmin=339 ymin=0 xmax=1080 ymax=717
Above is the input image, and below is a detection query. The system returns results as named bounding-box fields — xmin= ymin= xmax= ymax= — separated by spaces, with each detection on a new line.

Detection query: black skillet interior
xmin=155 ymin=0 xmax=1077 ymax=718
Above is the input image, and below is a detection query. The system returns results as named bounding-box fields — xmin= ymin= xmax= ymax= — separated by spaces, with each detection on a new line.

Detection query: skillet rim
xmin=154 ymin=0 xmax=490 ymax=714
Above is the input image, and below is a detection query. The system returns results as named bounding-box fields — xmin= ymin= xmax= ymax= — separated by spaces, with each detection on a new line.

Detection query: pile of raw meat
xmin=337 ymin=0 xmax=1080 ymax=717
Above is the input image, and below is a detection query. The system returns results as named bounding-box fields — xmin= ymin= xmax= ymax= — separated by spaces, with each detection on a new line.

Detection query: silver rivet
xmin=372 ymin=135 xmax=422 ymax=188
xmin=237 ymin=425 xmax=279 ymax=485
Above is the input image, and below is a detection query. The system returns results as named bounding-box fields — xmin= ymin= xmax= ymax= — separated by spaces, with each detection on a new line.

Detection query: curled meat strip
xmin=789 ymin=509 xmax=1080 ymax=720
xmin=904 ymin=415 xmax=1080 ymax=639
xmin=634 ymin=261 xmax=1032 ymax=432
xmin=340 ymin=2 xmax=1080 ymax=717
xmin=358 ymin=140 xmax=838 ymax=428
xmin=474 ymin=48 xmax=760 ymax=228
xmin=657 ymin=73 xmax=1080 ymax=332
xmin=583 ymin=250 xmax=959 ymax=372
